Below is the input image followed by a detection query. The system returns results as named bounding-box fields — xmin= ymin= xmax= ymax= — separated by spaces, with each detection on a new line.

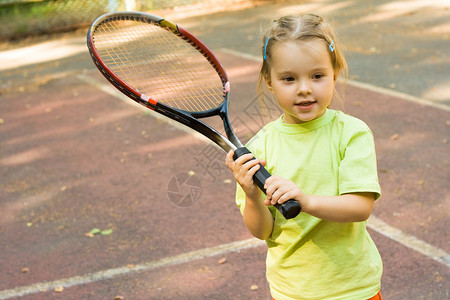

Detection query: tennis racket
xmin=87 ymin=12 xmax=301 ymax=219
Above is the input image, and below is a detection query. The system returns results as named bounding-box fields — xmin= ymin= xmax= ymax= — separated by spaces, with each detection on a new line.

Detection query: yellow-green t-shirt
xmin=236 ymin=109 xmax=382 ymax=300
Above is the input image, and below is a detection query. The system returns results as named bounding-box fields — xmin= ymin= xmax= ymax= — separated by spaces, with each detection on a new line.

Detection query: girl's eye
xmin=312 ymin=73 xmax=324 ymax=80
xmin=282 ymin=76 xmax=295 ymax=82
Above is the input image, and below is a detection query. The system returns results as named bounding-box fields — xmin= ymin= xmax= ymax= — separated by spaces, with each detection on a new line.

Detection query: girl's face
xmin=266 ymin=39 xmax=336 ymax=124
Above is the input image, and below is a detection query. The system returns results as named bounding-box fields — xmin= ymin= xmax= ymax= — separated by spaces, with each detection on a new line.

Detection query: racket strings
xmin=178 ymin=34 xmax=227 ymax=86
xmin=93 ymin=18 xmax=225 ymax=112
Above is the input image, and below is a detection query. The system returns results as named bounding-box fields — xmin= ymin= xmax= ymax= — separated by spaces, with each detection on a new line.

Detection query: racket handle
xmin=233 ymin=147 xmax=301 ymax=219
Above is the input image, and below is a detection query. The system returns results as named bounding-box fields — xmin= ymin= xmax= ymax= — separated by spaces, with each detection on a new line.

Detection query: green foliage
xmin=0 ymin=0 xmax=210 ymax=39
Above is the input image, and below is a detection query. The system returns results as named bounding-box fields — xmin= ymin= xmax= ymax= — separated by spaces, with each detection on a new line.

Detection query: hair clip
xmin=329 ymin=40 xmax=335 ymax=52
xmin=263 ymin=37 xmax=270 ymax=60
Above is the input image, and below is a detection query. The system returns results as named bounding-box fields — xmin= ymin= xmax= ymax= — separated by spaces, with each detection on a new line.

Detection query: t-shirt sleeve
xmin=338 ymin=126 xmax=381 ymax=200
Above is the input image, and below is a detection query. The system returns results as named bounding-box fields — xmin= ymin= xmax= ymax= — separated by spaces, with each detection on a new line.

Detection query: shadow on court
xmin=0 ymin=1 xmax=449 ymax=299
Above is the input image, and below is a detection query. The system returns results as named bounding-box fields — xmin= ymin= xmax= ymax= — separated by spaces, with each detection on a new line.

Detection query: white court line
xmin=367 ymin=216 xmax=449 ymax=267
xmin=1 ymin=219 xmax=447 ymax=300
xmin=0 ymin=239 xmax=265 ymax=300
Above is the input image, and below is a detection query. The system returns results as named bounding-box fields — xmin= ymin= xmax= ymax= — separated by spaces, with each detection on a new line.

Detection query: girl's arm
xmin=264 ymin=175 xmax=375 ymax=223
xmin=242 ymin=194 xmax=274 ymax=239
xmin=303 ymin=193 xmax=374 ymax=222
xmin=226 ymin=151 xmax=274 ymax=240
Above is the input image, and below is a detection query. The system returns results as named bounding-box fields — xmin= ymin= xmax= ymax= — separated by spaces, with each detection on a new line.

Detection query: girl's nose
xmin=297 ymin=80 xmax=312 ymax=95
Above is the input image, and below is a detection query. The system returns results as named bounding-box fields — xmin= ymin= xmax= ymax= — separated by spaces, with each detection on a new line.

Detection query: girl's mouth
xmin=297 ymin=101 xmax=315 ymax=106
xmin=295 ymin=101 xmax=316 ymax=108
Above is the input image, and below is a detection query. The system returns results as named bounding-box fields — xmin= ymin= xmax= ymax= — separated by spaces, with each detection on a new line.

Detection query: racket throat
xmin=224 ymin=122 xmax=242 ymax=148
xmin=155 ymin=105 xmax=237 ymax=152
xmin=219 ymin=107 xmax=242 ymax=148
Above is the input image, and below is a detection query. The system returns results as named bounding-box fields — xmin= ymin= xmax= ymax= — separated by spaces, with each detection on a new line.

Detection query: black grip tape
xmin=233 ymin=147 xmax=301 ymax=219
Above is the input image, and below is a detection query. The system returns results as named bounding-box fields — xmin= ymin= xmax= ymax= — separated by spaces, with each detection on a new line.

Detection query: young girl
xmin=225 ymin=14 xmax=383 ymax=300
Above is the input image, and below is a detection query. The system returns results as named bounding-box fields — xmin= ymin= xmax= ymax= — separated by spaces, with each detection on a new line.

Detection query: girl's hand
xmin=226 ymin=150 xmax=274 ymax=240
xmin=225 ymin=150 xmax=266 ymax=200
xmin=264 ymin=175 xmax=307 ymax=207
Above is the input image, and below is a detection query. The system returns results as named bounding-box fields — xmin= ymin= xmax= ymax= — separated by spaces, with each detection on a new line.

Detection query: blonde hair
xmin=258 ymin=14 xmax=348 ymax=105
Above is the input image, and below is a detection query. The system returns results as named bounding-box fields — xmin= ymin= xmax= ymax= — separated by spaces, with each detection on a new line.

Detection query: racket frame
xmin=87 ymin=11 xmax=240 ymax=152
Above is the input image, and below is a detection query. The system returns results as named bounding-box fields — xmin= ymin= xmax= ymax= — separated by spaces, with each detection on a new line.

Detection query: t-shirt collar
xmin=275 ymin=109 xmax=334 ymax=134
